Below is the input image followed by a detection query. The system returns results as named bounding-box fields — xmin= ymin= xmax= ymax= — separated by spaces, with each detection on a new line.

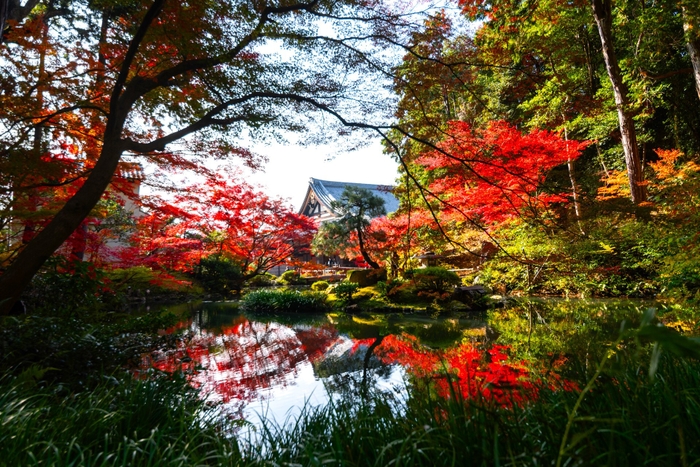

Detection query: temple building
xmin=298 ymin=178 xmax=399 ymax=223
xmin=293 ymin=178 xmax=399 ymax=269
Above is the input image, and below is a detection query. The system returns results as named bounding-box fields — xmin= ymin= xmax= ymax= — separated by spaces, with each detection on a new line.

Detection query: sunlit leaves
xmin=417 ymin=120 xmax=586 ymax=226
xmin=123 ymin=172 xmax=316 ymax=277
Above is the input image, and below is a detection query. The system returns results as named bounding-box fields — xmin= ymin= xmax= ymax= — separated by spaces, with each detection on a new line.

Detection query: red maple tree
xmin=120 ymin=173 xmax=316 ymax=280
xmin=416 ymin=120 xmax=587 ymax=227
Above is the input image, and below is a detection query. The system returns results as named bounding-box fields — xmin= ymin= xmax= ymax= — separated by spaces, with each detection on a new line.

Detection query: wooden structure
xmin=296 ymin=177 xmax=399 ymax=268
xmin=298 ymin=178 xmax=398 ymax=223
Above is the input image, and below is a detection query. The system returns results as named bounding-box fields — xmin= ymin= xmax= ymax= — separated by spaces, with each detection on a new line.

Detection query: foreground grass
xmin=2 ymin=352 xmax=700 ymax=466
xmin=254 ymin=355 xmax=700 ymax=466
xmin=0 ymin=372 xmax=243 ymax=466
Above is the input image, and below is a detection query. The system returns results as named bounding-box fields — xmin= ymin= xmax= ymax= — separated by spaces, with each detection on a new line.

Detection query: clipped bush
xmin=311 ymin=280 xmax=330 ymax=291
xmin=241 ymin=289 xmax=329 ymax=313
xmin=346 ymin=268 xmax=387 ymax=286
xmin=278 ymin=269 xmax=306 ymax=285
xmin=408 ymin=267 xmax=461 ymax=300
xmin=246 ymin=273 xmax=277 ymax=287
xmin=353 ymin=286 xmax=380 ymax=302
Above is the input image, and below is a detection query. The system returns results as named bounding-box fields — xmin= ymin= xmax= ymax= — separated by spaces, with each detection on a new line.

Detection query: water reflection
xmin=143 ymin=313 xmax=345 ymax=420
xmin=141 ymin=306 xmax=487 ymax=422
xmin=488 ymin=297 xmax=666 ymax=376
xmin=141 ymin=299 xmax=650 ymax=422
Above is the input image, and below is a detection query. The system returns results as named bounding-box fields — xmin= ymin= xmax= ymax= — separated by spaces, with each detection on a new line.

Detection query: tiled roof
xmin=309 ymin=178 xmax=399 ymax=215
xmin=116 ymin=163 xmax=145 ymax=181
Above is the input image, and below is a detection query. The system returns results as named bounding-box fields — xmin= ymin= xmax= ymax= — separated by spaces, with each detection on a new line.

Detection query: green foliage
xmin=0 ymin=373 xmax=241 ymax=466
xmin=278 ymin=269 xmax=306 ymax=285
xmin=246 ymin=272 xmax=277 ymax=287
xmin=353 ymin=286 xmax=380 ymax=302
xmin=107 ymin=266 xmax=203 ymax=297
xmin=191 ymin=255 xmax=243 ymax=295
xmin=347 ymin=268 xmax=387 ymax=286
xmin=375 ymin=278 xmax=421 ymax=304
xmin=478 ymin=219 xmax=665 ymax=298
xmin=311 ymin=186 xmax=387 ymax=269
xmin=375 ymin=279 xmax=405 ymax=298
xmin=333 ymin=281 xmax=360 ymax=302
xmin=311 ymin=222 xmax=351 ymax=258
xmin=22 ymin=257 xmax=111 ymax=316
xmin=107 ymin=266 xmax=158 ymax=290
xmin=241 ymin=289 xmax=329 ymax=313
xmin=311 ymin=280 xmax=330 ymax=291
xmin=0 ymin=312 xmax=179 ymax=389
xmin=408 ymin=267 xmax=461 ymax=299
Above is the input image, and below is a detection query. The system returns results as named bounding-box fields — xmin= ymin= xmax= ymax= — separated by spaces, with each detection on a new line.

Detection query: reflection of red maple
xmin=142 ymin=321 xmax=577 ymax=414
xmin=141 ymin=319 xmax=341 ymax=409
xmin=377 ymin=335 xmax=577 ymax=406
xmin=350 ymin=338 xmax=378 ymax=354
xmin=295 ymin=324 xmax=340 ymax=362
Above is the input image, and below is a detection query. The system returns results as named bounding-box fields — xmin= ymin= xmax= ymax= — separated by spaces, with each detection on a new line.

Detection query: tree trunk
xmin=562 ymin=121 xmax=585 ymax=235
xmin=683 ymin=6 xmax=700 ymax=101
xmin=356 ymin=227 xmax=380 ymax=269
xmin=0 ymin=141 xmax=126 ymax=315
xmin=591 ymin=0 xmax=647 ymax=204
xmin=0 ymin=0 xmax=163 ymax=315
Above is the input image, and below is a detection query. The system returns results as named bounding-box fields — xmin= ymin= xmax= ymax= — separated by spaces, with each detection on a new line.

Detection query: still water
xmin=140 ymin=298 xmax=663 ymax=424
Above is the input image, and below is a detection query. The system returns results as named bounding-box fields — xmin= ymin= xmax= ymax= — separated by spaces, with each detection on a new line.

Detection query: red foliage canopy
xmin=121 ymin=174 xmax=316 ymax=275
xmin=417 ymin=120 xmax=586 ymax=226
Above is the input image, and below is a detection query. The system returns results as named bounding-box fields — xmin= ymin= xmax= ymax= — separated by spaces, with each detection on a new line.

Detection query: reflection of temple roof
xmin=299 ymin=178 xmax=399 ymax=222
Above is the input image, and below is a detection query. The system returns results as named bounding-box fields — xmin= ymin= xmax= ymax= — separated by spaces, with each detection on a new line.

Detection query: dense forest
xmin=370 ymin=0 xmax=700 ymax=299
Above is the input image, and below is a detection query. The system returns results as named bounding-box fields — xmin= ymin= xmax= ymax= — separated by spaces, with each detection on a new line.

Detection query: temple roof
xmin=299 ymin=178 xmax=399 ymax=221
xmin=115 ymin=162 xmax=145 ymax=181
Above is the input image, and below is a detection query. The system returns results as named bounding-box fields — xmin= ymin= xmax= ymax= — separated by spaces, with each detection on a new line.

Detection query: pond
xmin=139 ymin=298 xmax=668 ymax=427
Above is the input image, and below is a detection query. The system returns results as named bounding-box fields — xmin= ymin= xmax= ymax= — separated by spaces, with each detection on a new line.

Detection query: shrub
xmin=241 ymin=289 xmax=329 ymax=313
xmin=22 ymin=257 xmax=111 ymax=316
xmin=108 ymin=267 xmax=200 ymax=300
xmin=191 ymin=255 xmax=243 ymax=294
xmin=278 ymin=269 xmax=306 ymax=285
xmin=376 ymin=279 xmax=405 ymax=298
xmin=246 ymin=273 xmax=277 ymax=287
xmin=333 ymin=281 xmax=360 ymax=302
xmin=311 ymin=280 xmax=330 ymax=291
xmin=347 ymin=286 xmax=380 ymax=304
xmin=409 ymin=267 xmax=461 ymax=299
xmin=346 ymin=268 xmax=387 ymax=286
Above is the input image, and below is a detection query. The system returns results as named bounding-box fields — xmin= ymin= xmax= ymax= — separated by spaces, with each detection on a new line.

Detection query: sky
xmin=237 ymin=137 xmax=400 ymax=211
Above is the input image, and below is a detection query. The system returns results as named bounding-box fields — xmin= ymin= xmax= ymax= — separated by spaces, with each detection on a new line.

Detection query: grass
xmin=249 ymin=352 xmax=700 ymax=466
xmin=2 ymin=351 xmax=700 ymax=466
xmin=0 ymin=371 xmax=243 ymax=466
